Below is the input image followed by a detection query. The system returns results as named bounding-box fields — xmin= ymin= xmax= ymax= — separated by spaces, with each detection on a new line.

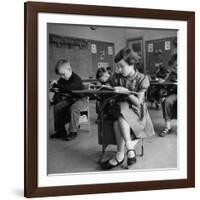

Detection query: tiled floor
xmin=48 ymin=101 xmax=177 ymax=174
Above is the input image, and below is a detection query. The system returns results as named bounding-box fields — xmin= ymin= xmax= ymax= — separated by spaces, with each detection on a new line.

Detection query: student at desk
xmin=96 ymin=68 xmax=111 ymax=84
xmin=101 ymin=47 xmax=155 ymax=170
xmin=95 ymin=68 xmax=111 ymax=123
xmin=49 ymin=59 xmax=87 ymax=141
xmin=159 ymin=54 xmax=177 ymax=137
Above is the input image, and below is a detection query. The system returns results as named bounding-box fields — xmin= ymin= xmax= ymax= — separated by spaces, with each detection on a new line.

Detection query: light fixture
xmin=90 ymin=26 xmax=97 ymax=30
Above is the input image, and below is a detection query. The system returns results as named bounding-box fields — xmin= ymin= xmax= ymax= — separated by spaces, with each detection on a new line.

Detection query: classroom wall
xmin=48 ymin=24 xmax=126 ymax=54
xmin=48 ymin=24 xmax=177 ymax=53
xmin=125 ymin=28 xmax=177 ymax=71
xmin=125 ymin=28 xmax=177 ymax=42
xmin=48 ymin=24 xmax=177 ymax=75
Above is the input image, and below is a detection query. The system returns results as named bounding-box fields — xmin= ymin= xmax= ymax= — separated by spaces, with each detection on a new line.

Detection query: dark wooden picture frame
xmin=24 ymin=1 xmax=195 ymax=198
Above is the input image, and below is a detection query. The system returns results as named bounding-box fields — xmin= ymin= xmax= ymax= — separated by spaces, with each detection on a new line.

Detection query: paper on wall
xmin=148 ymin=43 xmax=153 ymax=52
xmin=165 ymin=41 xmax=171 ymax=50
xmin=91 ymin=44 xmax=97 ymax=53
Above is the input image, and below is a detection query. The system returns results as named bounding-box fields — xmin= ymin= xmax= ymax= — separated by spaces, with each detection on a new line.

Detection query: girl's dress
xmin=109 ymin=70 xmax=155 ymax=138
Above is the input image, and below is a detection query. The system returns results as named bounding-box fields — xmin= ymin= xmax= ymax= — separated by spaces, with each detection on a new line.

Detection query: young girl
xmin=101 ymin=47 xmax=155 ymax=169
xmin=95 ymin=68 xmax=111 ymax=123
xmin=96 ymin=67 xmax=111 ymax=84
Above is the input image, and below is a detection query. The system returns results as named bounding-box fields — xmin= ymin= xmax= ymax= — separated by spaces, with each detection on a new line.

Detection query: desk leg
xmin=98 ymin=144 xmax=107 ymax=164
xmin=98 ymin=106 xmax=107 ymax=163
xmin=136 ymin=138 xmax=144 ymax=157
xmin=98 ymin=98 xmax=113 ymax=164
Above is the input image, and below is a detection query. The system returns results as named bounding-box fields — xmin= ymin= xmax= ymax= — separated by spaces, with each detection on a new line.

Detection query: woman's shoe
xmin=101 ymin=157 xmax=125 ymax=170
xmin=127 ymin=149 xmax=137 ymax=166
xmin=159 ymin=128 xmax=172 ymax=137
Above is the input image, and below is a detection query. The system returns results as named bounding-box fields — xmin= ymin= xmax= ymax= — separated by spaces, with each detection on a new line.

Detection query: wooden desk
xmin=150 ymin=80 xmax=177 ymax=86
xmin=147 ymin=81 xmax=177 ymax=107
xmin=71 ymin=89 xmax=137 ymax=96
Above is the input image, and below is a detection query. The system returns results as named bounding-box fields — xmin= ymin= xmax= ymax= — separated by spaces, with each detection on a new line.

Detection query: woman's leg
xmin=113 ymin=120 xmax=125 ymax=152
xmin=118 ymin=115 xmax=138 ymax=158
xmin=101 ymin=120 xmax=125 ymax=168
xmin=118 ymin=115 xmax=131 ymax=141
xmin=107 ymin=121 xmax=125 ymax=165
xmin=160 ymin=94 xmax=177 ymax=137
xmin=101 ymin=116 xmax=138 ymax=169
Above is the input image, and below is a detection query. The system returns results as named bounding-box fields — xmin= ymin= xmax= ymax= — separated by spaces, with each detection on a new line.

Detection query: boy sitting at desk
xmin=49 ymin=59 xmax=87 ymax=141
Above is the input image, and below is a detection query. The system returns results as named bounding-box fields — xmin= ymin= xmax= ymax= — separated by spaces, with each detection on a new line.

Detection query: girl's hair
xmin=96 ymin=68 xmax=107 ymax=79
xmin=55 ymin=59 xmax=70 ymax=74
xmin=114 ymin=47 xmax=141 ymax=65
xmin=106 ymin=66 xmax=112 ymax=75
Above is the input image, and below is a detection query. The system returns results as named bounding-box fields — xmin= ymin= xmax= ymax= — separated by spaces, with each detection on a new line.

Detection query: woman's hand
xmin=114 ymin=86 xmax=129 ymax=93
xmin=128 ymin=91 xmax=145 ymax=107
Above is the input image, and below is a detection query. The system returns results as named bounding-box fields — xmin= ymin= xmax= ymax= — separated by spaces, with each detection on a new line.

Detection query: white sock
xmin=125 ymin=141 xmax=133 ymax=150
xmin=109 ymin=151 xmax=124 ymax=165
xmin=125 ymin=140 xmax=138 ymax=158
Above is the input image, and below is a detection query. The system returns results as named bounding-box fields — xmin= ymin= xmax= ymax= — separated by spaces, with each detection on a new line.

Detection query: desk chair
xmin=78 ymin=83 xmax=91 ymax=135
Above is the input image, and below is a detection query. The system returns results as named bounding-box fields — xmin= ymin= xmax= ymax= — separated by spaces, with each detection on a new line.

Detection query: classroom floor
xmin=47 ymin=101 xmax=177 ymax=174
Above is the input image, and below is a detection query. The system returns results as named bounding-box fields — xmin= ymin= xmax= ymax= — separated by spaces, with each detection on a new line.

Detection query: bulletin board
xmin=90 ymin=40 xmax=115 ymax=74
xmin=48 ymin=34 xmax=115 ymax=81
xmin=145 ymin=37 xmax=177 ymax=75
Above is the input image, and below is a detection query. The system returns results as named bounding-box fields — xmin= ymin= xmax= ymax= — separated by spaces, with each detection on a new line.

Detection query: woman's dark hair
xmin=55 ymin=59 xmax=70 ymax=74
xmin=96 ymin=68 xmax=107 ymax=79
xmin=114 ymin=47 xmax=141 ymax=65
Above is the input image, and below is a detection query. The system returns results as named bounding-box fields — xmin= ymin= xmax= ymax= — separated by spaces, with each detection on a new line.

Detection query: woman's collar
xmin=126 ymin=69 xmax=138 ymax=80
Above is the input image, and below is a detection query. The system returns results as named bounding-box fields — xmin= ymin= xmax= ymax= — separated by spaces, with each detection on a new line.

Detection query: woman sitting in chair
xmin=101 ymin=47 xmax=155 ymax=170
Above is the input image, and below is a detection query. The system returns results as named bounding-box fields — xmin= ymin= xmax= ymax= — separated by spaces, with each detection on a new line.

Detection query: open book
xmin=97 ymin=85 xmax=138 ymax=96
xmin=97 ymin=85 xmax=115 ymax=91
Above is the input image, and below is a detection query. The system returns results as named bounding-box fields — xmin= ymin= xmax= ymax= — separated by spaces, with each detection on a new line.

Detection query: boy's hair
xmin=96 ymin=68 xmax=107 ymax=79
xmin=55 ymin=59 xmax=71 ymax=74
xmin=114 ymin=47 xmax=141 ymax=65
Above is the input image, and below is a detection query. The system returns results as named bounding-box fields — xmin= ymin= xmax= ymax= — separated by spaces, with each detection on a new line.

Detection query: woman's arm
xmin=129 ymin=74 xmax=149 ymax=106
xmin=114 ymin=86 xmax=145 ymax=106
xmin=128 ymin=91 xmax=145 ymax=107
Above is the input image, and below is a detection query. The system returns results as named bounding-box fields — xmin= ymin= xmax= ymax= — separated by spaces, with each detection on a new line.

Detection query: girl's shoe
xmin=159 ymin=128 xmax=172 ymax=137
xmin=101 ymin=157 xmax=125 ymax=170
xmin=127 ymin=149 xmax=137 ymax=166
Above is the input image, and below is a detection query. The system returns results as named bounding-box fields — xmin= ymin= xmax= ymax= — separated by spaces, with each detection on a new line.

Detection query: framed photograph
xmin=24 ymin=1 xmax=195 ymax=198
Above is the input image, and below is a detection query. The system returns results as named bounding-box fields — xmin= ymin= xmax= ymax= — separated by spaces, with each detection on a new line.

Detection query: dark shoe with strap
xmin=101 ymin=157 xmax=125 ymax=170
xmin=64 ymin=132 xmax=77 ymax=141
xmin=69 ymin=132 xmax=77 ymax=139
xmin=127 ymin=149 xmax=137 ymax=166
xmin=159 ymin=128 xmax=172 ymax=137
xmin=50 ymin=131 xmax=66 ymax=139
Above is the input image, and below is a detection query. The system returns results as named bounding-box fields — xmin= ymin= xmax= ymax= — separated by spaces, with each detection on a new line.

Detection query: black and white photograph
xmin=24 ymin=2 xmax=195 ymax=197
xmin=47 ymin=23 xmax=178 ymax=174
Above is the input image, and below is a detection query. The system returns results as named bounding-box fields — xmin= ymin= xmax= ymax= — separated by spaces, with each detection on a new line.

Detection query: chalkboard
xmin=90 ymin=40 xmax=115 ymax=75
xmin=48 ymin=34 xmax=115 ymax=81
xmin=145 ymin=37 xmax=177 ymax=75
